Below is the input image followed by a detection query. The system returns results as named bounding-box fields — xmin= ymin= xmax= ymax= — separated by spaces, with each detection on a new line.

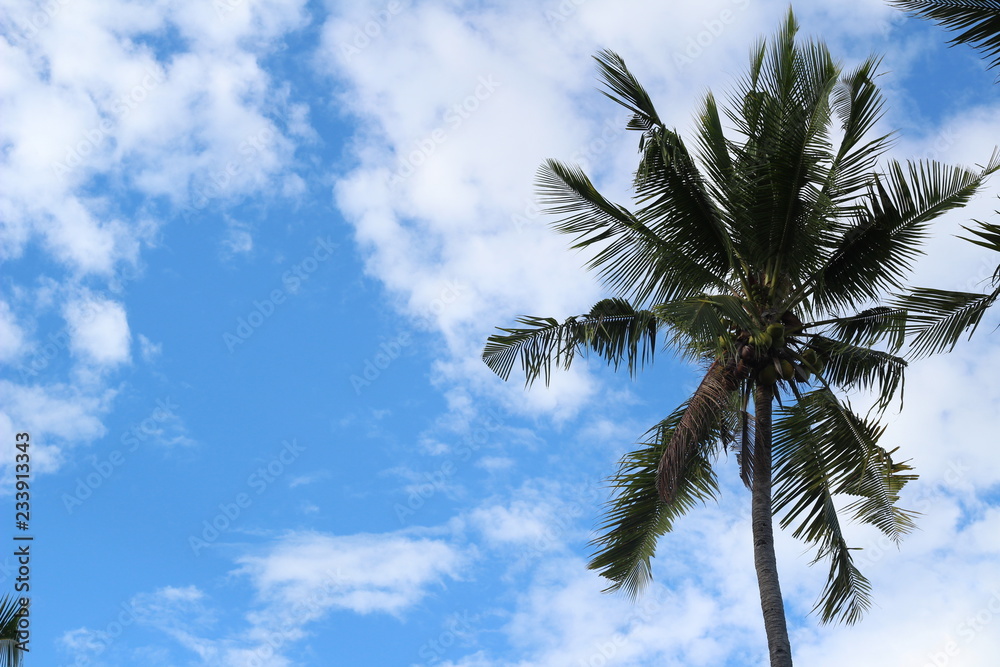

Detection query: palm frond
xmin=895 ymin=286 xmax=1000 ymax=356
xmin=694 ymin=93 xmax=736 ymax=208
xmin=652 ymin=294 xmax=758 ymax=358
xmin=631 ymin=127 xmax=735 ymax=291
xmin=593 ymin=49 xmax=662 ymax=131
xmin=718 ymin=12 xmax=842 ymax=283
xmin=959 ymin=218 xmax=1000 ymax=256
xmin=657 ymin=358 xmax=739 ymax=502
xmin=0 ymin=595 xmax=24 ymax=667
xmin=807 ymin=335 xmax=907 ymax=410
xmin=773 ymin=390 xmax=917 ymax=623
xmin=591 ymin=51 xmax=737 ymax=302
xmin=482 ymin=298 xmax=659 ymax=385
xmin=826 ymin=55 xmax=894 ymax=205
xmin=537 ymin=159 xmax=731 ymax=303
xmin=589 ymin=405 xmax=721 ymax=598
xmin=821 ymin=306 xmax=909 ymax=351
xmin=891 ymin=0 xmax=1000 ymax=75
xmin=815 ymin=155 xmax=1000 ymax=311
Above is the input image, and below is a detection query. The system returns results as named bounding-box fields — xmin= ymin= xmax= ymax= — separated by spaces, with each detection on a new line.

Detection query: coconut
xmin=780 ymin=359 xmax=795 ymax=380
xmin=766 ymin=323 xmax=785 ymax=349
xmin=754 ymin=332 xmax=773 ymax=350
xmin=758 ymin=363 xmax=778 ymax=384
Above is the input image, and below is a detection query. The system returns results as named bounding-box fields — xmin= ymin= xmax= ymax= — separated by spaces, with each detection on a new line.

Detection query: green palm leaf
xmin=482 ymin=298 xmax=658 ymax=385
xmin=773 ymin=390 xmax=917 ymax=623
xmin=652 ymin=294 xmax=759 ymax=358
xmin=656 ymin=358 xmax=740 ymax=501
xmin=807 ymin=335 xmax=907 ymax=410
xmin=826 ymin=57 xmax=893 ymax=204
xmin=537 ymin=159 xmax=730 ymax=303
xmin=593 ymin=49 xmax=663 ymax=132
xmin=897 ymin=286 xmax=1000 ymax=356
xmin=816 ymin=157 xmax=1000 ymax=311
xmin=961 ymin=218 xmax=1000 ymax=252
xmin=588 ymin=403 xmax=722 ymax=598
xmin=821 ymin=306 xmax=909 ymax=351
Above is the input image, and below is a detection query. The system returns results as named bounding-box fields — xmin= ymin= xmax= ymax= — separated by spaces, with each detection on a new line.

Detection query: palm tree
xmin=483 ymin=11 xmax=998 ymax=666
xmin=890 ymin=1 xmax=1000 ymax=76
xmin=0 ymin=595 xmax=25 ymax=667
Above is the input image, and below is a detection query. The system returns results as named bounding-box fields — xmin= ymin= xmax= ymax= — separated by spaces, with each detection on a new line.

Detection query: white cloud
xmin=64 ymin=293 xmax=131 ymax=368
xmin=475 ymin=455 xmax=514 ymax=472
xmin=0 ymin=379 xmax=113 ymax=473
xmin=138 ymin=333 xmax=162 ymax=362
xmin=470 ymin=500 xmax=560 ymax=547
xmin=0 ymin=379 xmax=109 ymax=440
xmin=221 ymin=218 xmax=254 ymax=259
xmin=65 ymin=530 xmax=469 ymax=666
xmin=0 ymin=300 xmax=25 ymax=362
xmin=235 ymin=530 xmax=467 ymax=617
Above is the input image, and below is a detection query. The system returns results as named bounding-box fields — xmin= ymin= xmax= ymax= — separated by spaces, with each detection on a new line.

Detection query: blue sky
xmin=3 ymin=1 xmax=1000 ymax=665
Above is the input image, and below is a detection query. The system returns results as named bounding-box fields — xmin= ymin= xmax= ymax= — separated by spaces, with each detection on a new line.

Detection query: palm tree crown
xmin=483 ymin=10 xmax=997 ymax=665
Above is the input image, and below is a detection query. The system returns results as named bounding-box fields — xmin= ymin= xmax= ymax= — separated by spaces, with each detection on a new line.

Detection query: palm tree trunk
xmin=752 ymin=383 xmax=793 ymax=666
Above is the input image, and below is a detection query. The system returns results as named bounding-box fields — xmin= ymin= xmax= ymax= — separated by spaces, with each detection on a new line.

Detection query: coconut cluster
xmin=722 ymin=315 xmax=827 ymax=387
